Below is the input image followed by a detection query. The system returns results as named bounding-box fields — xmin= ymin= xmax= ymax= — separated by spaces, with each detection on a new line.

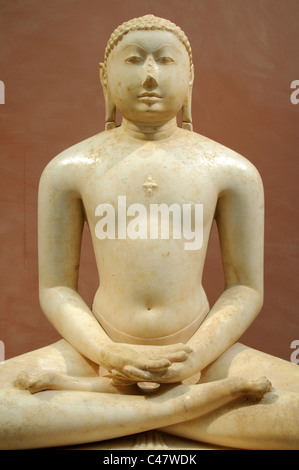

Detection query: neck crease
xmin=120 ymin=117 xmax=178 ymax=141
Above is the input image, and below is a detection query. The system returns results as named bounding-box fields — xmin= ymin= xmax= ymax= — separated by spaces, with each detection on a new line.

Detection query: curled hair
xmin=104 ymin=14 xmax=193 ymax=68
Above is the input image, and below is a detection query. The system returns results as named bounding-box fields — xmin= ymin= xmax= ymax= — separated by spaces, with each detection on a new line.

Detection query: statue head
xmin=99 ymin=15 xmax=194 ymax=131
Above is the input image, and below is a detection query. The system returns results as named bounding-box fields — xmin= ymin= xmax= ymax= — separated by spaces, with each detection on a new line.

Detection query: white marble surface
xmin=0 ymin=15 xmax=298 ymax=450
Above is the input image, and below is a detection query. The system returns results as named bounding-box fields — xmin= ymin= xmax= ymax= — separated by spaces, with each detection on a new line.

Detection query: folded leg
xmin=0 ymin=374 xmax=270 ymax=449
xmin=161 ymin=343 xmax=299 ymax=449
xmin=0 ymin=339 xmax=99 ymax=390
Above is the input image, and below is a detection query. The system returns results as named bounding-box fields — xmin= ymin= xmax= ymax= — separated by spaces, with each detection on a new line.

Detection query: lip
xmin=138 ymin=92 xmax=162 ymax=99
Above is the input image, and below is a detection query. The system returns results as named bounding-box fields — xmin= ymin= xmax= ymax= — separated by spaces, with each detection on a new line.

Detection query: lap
xmin=199 ymin=342 xmax=299 ymax=393
xmin=0 ymin=340 xmax=99 ymax=388
xmin=1 ymin=339 xmax=298 ymax=393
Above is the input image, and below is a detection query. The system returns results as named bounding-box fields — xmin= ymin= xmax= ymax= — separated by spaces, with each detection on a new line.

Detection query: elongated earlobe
xmin=99 ymin=63 xmax=116 ymax=131
xmin=182 ymin=65 xmax=194 ymax=132
xmin=182 ymin=106 xmax=193 ymax=131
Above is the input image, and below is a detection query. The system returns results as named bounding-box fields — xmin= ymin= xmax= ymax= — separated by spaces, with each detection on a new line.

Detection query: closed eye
xmin=125 ymin=56 xmax=144 ymax=64
xmin=156 ymin=56 xmax=175 ymax=64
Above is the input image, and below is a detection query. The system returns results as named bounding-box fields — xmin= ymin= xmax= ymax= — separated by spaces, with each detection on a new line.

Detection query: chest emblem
xmin=143 ymin=175 xmax=158 ymax=195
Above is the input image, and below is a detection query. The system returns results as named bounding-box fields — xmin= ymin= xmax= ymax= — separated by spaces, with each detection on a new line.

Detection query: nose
xmin=142 ymin=56 xmax=158 ymax=90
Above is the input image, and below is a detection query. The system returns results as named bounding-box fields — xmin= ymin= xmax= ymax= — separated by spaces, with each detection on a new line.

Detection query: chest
xmin=82 ymin=145 xmax=217 ymax=219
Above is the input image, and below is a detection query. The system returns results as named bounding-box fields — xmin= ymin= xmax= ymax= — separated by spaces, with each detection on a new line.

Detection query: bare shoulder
xmin=189 ymin=131 xmax=263 ymax=193
xmin=39 ymin=130 xmax=112 ymax=191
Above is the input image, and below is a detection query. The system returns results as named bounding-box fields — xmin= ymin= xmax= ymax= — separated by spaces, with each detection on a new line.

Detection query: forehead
xmin=111 ymin=29 xmax=188 ymax=56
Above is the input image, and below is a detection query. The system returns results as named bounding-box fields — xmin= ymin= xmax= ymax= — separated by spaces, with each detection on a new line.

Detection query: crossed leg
xmin=161 ymin=343 xmax=299 ymax=449
xmin=0 ymin=340 xmax=298 ymax=449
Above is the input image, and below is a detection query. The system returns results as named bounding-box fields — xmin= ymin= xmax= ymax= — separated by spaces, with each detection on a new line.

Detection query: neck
xmin=121 ymin=117 xmax=178 ymax=141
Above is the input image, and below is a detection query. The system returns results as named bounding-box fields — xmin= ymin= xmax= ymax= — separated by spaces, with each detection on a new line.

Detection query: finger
xmin=111 ymin=378 xmax=136 ymax=386
xmin=125 ymin=357 xmax=171 ymax=373
xmin=110 ymin=369 xmax=131 ymax=380
xmin=149 ymin=345 xmax=192 ymax=362
xmin=167 ymin=351 xmax=189 ymax=362
xmin=110 ymin=369 xmax=136 ymax=386
xmin=123 ymin=365 xmax=155 ymax=381
xmin=141 ymin=358 xmax=171 ymax=372
xmin=111 ymin=379 xmax=136 ymax=386
xmin=169 ymin=343 xmax=193 ymax=354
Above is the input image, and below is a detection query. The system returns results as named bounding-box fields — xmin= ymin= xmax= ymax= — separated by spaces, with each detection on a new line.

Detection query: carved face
xmin=105 ymin=30 xmax=192 ymax=123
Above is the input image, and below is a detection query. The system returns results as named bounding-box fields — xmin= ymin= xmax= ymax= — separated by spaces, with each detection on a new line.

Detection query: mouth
xmin=138 ymin=92 xmax=162 ymax=99
xmin=137 ymin=92 xmax=162 ymax=106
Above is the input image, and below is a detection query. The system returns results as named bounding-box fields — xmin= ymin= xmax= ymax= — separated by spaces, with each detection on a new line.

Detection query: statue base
xmin=64 ymin=430 xmax=228 ymax=450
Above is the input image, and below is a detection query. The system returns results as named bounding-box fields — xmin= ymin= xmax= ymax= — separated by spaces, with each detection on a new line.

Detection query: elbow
xmin=254 ymin=287 xmax=264 ymax=312
xmin=245 ymin=284 xmax=264 ymax=316
xmin=38 ymin=285 xmax=62 ymax=318
xmin=39 ymin=285 xmax=52 ymax=318
xmin=224 ymin=282 xmax=264 ymax=314
xmin=39 ymin=284 xmax=78 ymax=315
xmin=251 ymin=278 xmax=264 ymax=311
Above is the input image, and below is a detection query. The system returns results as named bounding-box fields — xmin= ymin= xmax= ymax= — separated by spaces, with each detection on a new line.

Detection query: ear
xmin=189 ymin=64 xmax=194 ymax=88
xmin=182 ymin=65 xmax=194 ymax=132
xmin=99 ymin=62 xmax=106 ymax=90
xmin=99 ymin=63 xmax=116 ymax=131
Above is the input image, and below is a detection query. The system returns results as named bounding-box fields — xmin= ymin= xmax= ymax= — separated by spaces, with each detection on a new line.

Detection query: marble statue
xmin=0 ymin=15 xmax=298 ymax=450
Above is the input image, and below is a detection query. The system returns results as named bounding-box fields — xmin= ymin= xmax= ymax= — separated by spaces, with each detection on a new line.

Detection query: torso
xmin=63 ymin=127 xmax=238 ymax=345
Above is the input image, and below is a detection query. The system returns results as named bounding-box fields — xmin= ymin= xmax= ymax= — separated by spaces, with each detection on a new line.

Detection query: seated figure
xmin=0 ymin=15 xmax=298 ymax=450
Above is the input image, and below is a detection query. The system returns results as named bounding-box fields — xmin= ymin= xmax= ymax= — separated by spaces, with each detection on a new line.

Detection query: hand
xmin=98 ymin=343 xmax=193 ymax=385
xmin=118 ymin=351 xmax=199 ymax=385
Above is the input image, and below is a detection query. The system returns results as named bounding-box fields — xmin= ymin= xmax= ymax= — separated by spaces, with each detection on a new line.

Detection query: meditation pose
xmin=0 ymin=15 xmax=298 ymax=450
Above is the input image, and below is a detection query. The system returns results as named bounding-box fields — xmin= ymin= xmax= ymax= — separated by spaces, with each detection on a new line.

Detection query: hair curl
xmin=104 ymin=14 xmax=193 ymax=68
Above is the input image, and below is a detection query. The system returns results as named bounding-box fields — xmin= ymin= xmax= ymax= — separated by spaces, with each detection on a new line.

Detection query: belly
xmin=92 ymin=238 xmax=209 ymax=345
xmin=92 ymin=298 xmax=209 ymax=345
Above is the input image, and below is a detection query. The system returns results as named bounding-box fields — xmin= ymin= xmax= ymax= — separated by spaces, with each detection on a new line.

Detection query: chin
xmin=123 ymin=101 xmax=176 ymax=120
xmin=128 ymin=109 xmax=179 ymax=123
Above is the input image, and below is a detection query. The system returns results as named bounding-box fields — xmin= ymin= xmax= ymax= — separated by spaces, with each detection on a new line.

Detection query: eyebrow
xmin=120 ymin=43 xmax=183 ymax=55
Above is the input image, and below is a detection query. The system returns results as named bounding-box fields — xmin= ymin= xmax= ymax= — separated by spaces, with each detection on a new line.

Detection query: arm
xmin=38 ymin=157 xmax=113 ymax=365
xmin=172 ymin=157 xmax=265 ymax=380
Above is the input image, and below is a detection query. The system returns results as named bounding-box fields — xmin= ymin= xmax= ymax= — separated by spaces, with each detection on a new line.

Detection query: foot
xmin=16 ymin=371 xmax=57 ymax=394
xmin=238 ymin=376 xmax=272 ymax=399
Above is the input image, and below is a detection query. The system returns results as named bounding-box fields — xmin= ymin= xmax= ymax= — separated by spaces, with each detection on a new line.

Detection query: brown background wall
xmin=0 ymin=0 xmax=298 ymax=361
